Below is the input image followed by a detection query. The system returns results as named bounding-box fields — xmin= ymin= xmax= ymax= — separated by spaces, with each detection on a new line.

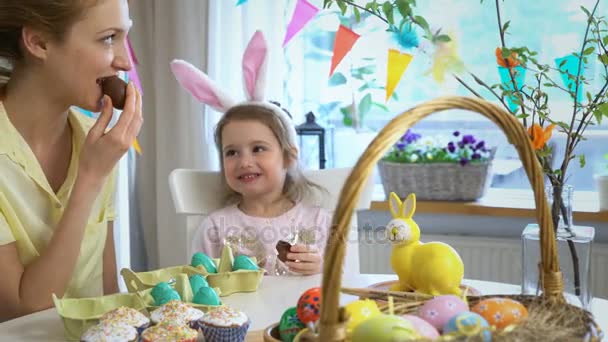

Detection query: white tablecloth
xmin=0 ymin=274 xmax=605 ymax=341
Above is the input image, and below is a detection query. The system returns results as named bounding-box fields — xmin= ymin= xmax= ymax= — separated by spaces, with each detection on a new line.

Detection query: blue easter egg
xmin=443 ymin=311 xmax=492 ymax=342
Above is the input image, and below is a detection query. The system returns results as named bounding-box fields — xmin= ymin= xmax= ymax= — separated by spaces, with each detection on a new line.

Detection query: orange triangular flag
xmin=386 ymin=49 xmax=413 ymax=101
xmin=132 ymin=138 xmax=142 ymax=155
xmin=329 ymin=25 xmax=360 ymax=76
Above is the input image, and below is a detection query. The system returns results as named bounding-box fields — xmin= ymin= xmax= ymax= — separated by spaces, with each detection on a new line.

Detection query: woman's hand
xmin=285 ymin=244 xmax=322 ymax=275
xmin=79 ymin=82 xmax=143 ymax=185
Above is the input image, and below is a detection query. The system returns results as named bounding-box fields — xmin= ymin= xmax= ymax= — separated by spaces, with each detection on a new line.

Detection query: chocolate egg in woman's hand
xmin=100 ymin=76 xmax=127 ymax=110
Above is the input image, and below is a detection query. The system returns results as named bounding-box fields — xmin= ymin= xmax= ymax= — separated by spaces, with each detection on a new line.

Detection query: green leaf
xmin=599 ymin=102 xmax=608 ymax=116
xmin=414 ymin=15 xmax=429 ymax=31
xmin=337 ymin=1 xmax=347 ymax=15
xmin=579 ymin=154 xmax=586 ymax=168
xmin=580 ymin=5 xmax=591 ymax=18
xmin=502 ymin=20 xmax=510 ymax=34
xmin=603 ymin=36 xmax=608 ymax=46
xmin=435 ymin=34 xmax=451 ymax=42
xmin=583 ymin=46 xmax=595 ymax=55
xmin=340 ymin=106 xmax=353 ymax=126
xmin=372 ymin=102 xmax=390 ymax=112
xmin=599 ymin=53 xmax=608 ymax=66
xmin=358 ymin=93 xmax=373 ymax=117
xmin=396 ymin=0 xmax=412 ymax=19
xmin=354 ymin=6 xmax=361 ymax=22
xmin=382 ymin=1 xmax=394 ymax=24
xmin=328 ymin=72 xmax=347 ymax=86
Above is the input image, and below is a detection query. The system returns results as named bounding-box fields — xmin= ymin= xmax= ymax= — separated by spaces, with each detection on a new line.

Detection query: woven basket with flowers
xmin=297 ymin=96 xmax=601 ymax=341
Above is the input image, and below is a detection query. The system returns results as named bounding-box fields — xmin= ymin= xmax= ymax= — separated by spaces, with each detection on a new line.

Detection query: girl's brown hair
xmin=214 ymin=104 xmax=327 ymax=205
xmin=0 ymin=0 xmax=98 ymax=80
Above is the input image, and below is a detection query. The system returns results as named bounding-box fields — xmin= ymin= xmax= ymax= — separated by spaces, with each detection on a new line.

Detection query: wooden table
xmin=1 ymin=273 xmax=606 ymax=341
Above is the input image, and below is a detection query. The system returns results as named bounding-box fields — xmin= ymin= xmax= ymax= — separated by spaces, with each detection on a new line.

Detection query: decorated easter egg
xmin=418 ymin=295 xmax=468 ymax=330
xmin=401 ymin=314 xmax=440 ymax=339
xmin=278 ymin=307 xmax=306 ymax=342
xmin=351 ymin=314 xmax=420 ymax=342
xmin=471 ymin=298 xmax=528 ymax=329
xmin=344 ymin=299 xmax=381 ymax=336
xmin=443 ymin=311 xmax=492 ymax=342
xmin=189 ymin=274 xmax=209 ymax=295
xmin=191 ymin=252 xmax=217 ymax=273
xmin=296 ymin=287 xmax=321 ymax=324
xmin=192 ymin=286 xmax=220 ymax=306
xmin=233 ymin=255 xmax=259 ymax=271
xmin=151 ymin=282 xmax=181 ymax=306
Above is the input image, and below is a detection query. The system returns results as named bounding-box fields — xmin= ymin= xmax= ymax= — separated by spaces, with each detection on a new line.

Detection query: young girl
xmin=171 ymin=31 xmax=332 ymax=276
xmin=0 ymin=0 xmax=142 ymax=320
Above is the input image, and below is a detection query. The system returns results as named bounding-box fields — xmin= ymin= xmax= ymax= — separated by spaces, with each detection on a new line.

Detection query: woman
xmin=0 ymin=0 xmax=142 ymax=320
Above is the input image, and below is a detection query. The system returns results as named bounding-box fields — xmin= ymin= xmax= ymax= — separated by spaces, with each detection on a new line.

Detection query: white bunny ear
xmin=388 ymin=192 xmax=403 ymax=219
xmin=402 ymin=193 xmax=417 ymax=219
xmin=170 ymin=59 xmax=236 ymax=113
xmin=242 ymin=30 xmax=268 ymax=101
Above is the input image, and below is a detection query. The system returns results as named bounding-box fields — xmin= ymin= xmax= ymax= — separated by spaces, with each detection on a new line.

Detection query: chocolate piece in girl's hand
xmin=276 ymin=240 xmax=292 ymax=263
xmin=100 ymin=76 xmax=127 ymax=109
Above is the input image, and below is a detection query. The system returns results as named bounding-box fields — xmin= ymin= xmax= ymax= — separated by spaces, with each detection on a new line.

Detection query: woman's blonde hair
xmin=0 ymin=0 xmax=99 ymax=83
xmin=214 ymin=104 xmax=327 ymax=205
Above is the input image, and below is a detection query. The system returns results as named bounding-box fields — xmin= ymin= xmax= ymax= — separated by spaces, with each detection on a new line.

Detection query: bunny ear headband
xmin=170 ymin=30 xmax=298 ymax=149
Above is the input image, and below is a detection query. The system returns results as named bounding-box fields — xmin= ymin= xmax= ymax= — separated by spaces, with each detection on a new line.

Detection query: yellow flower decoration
xmin=527 ymin=123 xmax=556 ymax=150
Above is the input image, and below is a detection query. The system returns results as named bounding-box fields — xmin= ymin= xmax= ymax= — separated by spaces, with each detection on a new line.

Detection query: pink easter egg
xmin=401 ymin=314 xmax=440 ymax=339
xmin=417 ymin=295 xmax=468 ymax=331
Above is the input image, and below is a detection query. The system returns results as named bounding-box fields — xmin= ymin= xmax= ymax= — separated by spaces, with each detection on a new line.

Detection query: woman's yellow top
xmin=0 ymin=102 xmax=117 ymax=298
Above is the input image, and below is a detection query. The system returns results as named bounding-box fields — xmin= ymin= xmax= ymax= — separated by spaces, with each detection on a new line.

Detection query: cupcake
xmin=100 ymin=306 xmax=150 ymax=334
xmin=198 ymin=306 xmax=250 ymax=342
xmin=150 ymin=300 xmax=204 ymax=329
xmin=81 ymin=321 xmax=137 ymax=342
xmin=141 ymin=321 xmax=198 ymax=342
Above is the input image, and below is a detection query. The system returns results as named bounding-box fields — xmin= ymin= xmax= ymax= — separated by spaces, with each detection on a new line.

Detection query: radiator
xmin=359 ymin=233 xmax=608 ymax=299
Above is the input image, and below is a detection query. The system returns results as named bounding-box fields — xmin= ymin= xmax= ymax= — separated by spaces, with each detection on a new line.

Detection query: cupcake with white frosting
xmin=150 ymin=300 xmax=204 ymax=329
xmin=141 ymin=321 xmax=198 ymax=342
xmin=80 ymin=321 xmax=137 ymax=342
xmin=198 ymin=306 xmax=250 ymax=342
xmin=100 ymin=306 xmax=150 ymax=334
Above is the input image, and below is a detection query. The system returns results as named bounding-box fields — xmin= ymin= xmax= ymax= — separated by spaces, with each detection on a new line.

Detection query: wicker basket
xmin=378 ymin=160 xmax=492 ymax=200
xmin=305 ymin=96 xmax=601 ymax=341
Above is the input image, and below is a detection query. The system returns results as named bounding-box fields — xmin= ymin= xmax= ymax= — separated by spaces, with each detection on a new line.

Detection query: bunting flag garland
xmin=283 ymin=0 xmax=319 ymax=47
xmin=385 ymin=49 xmax=413 ymax=101
xmin=236 ymin=0 xmax=248 ymax=6
xmin=329 ymin=25 xmax=360 ymax=77
xmin=555 ymin=54 xmax=585 ymax=103
xmin=425 ymin=36 xmax=465 ymax=83
xmin=497 ymin=65 xmax=526 ymax=113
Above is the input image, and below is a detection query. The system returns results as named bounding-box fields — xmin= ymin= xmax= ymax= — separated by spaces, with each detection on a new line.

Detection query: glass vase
xmin=521 ymin=184 xmax=595 ymax=309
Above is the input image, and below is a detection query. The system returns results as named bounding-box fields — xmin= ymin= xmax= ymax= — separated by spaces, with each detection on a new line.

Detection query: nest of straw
xmin=342 ymin=287 xmax=601 ymax=341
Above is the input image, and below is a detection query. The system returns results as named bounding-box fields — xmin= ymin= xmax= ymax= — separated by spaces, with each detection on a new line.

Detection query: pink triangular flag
xmin=385 ymin=49 xmax=413 ymax=101
xmin=126 ymin=37 xmax=143 ymax=95
xmin=329 ymin=25 xmax=360 ymax=77
xmin=283 ymin=0 xmax=319 ymax=47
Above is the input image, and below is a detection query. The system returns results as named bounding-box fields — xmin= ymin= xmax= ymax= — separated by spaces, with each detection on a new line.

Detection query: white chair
xmin=168 ymin=167 xmax=374 ymax=275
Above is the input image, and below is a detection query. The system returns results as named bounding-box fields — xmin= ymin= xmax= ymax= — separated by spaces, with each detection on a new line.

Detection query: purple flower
xmin=401 ymin=129 xmax=421 ymax=144
xmin=460 ymin=158 xmax=469 ymax=166
xmin=462 ymin=135 xmax=476 ymax=145
xmin=447 ymin=142 xmax=456 ymax=153
xmin=396 ymin=142 xmax=406 ymax=150
xmin=472 ymin=153 xmax=481 ymax=160
xmin=458 ymin=141 xmax=465 ymax=149
xmin=453 ymin=131 xmax=460 ymax=137
xmin=475 ymin=141 xmax=485 ymax=150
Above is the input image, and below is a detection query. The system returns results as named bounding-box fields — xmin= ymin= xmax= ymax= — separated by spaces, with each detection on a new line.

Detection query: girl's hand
xmin=285 ymin=244 xmax=322 ymax=275
xmin=79 ymin=82 xmax=143 ymax=185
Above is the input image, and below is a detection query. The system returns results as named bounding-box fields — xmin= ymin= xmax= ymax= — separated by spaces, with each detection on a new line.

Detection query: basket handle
xmin=318 ymin=96 xmax=563 ymax=341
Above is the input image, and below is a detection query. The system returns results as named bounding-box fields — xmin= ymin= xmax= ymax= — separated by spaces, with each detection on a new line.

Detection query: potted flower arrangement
xmin=378 ymin=129 xmax=495 ymax=200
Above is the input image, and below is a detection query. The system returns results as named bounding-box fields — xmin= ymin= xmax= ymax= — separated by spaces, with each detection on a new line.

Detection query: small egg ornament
xmin=418 ymin=295 xmax=469 ymax=331
xmin=351 ymin=314 xmax=420 ymax=342
xmin=189 ymin=274 xmax=209 ymax=295
xmin=344 ymin=299 xmax=381 ymax=336
xmin=471 ymin=297 xmax=528 ymax=329
xmin=278 ymin=307 xmax=306 ymax=342
xmin=151 ymin=282 xmax=181 ymax=306
xmin=401 ymin=314 xmax=440 ymax=339
xmin=191 ymin=252 xmax=217 ymax=273
xmin=192 ymin=286 xmax=221 ymax=306
xmin=233 ymin=255 xmax=259 ymax=271
xmin=296 ymin=287 xmax=321 ymax=324
xmin=443 ymin=311 xmax=492 ymax=342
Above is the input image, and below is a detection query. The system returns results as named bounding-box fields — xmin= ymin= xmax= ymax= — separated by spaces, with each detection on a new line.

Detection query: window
xmin=285 ymin=0 xmax=607 ymax=191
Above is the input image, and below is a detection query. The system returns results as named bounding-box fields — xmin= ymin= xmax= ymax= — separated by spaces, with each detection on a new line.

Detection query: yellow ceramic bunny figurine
xmin=386 ymin=192 xmax=464 ymax=296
